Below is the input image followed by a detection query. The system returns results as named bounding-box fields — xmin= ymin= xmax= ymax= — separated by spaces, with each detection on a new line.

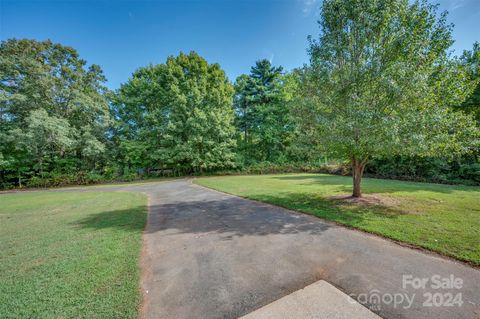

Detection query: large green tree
xmin=0 ymin=39 xmax=110 ymax=186
xmin=112 ymin=52 xmax=236 ymax=174
xmin=234 ymin=59 xmax=293 ymax=162
xmin=299 ymin=0 xmax=478 ymax=197
xmin=458 ymin=42 xmax=480 ymax=122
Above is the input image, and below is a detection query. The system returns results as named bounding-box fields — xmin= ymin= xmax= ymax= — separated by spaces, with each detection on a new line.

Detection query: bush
xmin=366 ymin=156 xmax=480 ymax=186
xmin=458 ymin=162 xmax=480 ymax=183
xmin=195 ymin=161 xmax=350 ymax=177
xmin=25 ymin=172 xmax=109 ymax=188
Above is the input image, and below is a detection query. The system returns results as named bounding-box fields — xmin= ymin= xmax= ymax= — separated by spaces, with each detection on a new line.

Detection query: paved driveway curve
xmin=85 ymin=179 xmax=479 ymax=319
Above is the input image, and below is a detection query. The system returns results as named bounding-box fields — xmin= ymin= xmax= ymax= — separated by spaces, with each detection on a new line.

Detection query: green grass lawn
xmin=0 ymin=191 xmax=147 ymax=319
xmin=195 ymin=174 xmax=480 ymax=265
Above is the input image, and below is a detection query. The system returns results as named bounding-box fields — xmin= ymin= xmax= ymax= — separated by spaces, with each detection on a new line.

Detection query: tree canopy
xmin=112 ymin=52 xmax=236 ymax=174
xmin=458 ymin=42 xmax=480 ymax=122
xmin=234 ymin=59 xmax=294 ymax=163
xmin=298 ymin=0 xmax=479 ymax=196
xmin=0 ymin=39 xmax=110 ymax=186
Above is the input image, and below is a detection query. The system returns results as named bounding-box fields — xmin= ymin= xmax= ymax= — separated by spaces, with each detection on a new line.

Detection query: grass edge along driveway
xmin=195 ymin=174 xmax=480 ymax=266
xmin=0 ymin=191 xmax=147 ymax=319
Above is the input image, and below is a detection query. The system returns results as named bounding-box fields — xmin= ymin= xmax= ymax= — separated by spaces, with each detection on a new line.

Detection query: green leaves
xmin=0 ymin=39 xmax=110 ymax=185
xmin=112 ymin=52 xmax=236 ymax=173
xmin=302 ymin=0 xmax=478 ymax=163
xmin=457 ymin=42 xmax=480 ymax=122
xmin=11 ymin=109 xmax=75 ymax=158
xmin=234 ymin=59 xmax=294 ymax=163
xmin=297 ymin=0 xmax=480 ymax=195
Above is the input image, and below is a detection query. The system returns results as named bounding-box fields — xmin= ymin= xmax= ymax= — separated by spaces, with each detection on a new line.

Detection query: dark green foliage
xmin=234 ymin=60 xmax=295 ymax=163
xmin=366 ymin=155 xmax=480 ymax=185
xmin=25 ymin=171 xmax=105 ymax=188
xmin=112 ymin=52 xmax=237 ymax=174
xmin=366 ymin=42 xmax=480 ymax=187
xmin=0 ymin=39 xmax=110 ymax=188
xmin=232 ymin=162 xmax=349 ymax=176
xmin=457 ymin=42 xmax=480 ymax=122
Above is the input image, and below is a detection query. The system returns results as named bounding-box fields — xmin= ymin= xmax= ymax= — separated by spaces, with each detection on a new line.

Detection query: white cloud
xmin=302 ymin=0 xmax=319 ymax=15
xmin=451 ymin=0 xmax=466 ymax=10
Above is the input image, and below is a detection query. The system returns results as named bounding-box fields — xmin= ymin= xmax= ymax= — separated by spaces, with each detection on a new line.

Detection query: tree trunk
xmin=352 ymin=158 xmax=367 ymax=198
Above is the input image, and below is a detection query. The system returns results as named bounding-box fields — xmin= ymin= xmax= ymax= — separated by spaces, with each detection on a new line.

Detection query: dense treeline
xmin=1 ymin=0 xmax=479 ymax=192
xmin=0 ymin=39 xmax=111 ymax=187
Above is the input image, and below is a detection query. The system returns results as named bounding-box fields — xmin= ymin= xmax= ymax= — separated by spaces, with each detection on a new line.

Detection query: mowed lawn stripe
xmin=0 ymin=191 xmax=147 ymax=319
xmin=195 ymin=174 xmax=480 ymax=265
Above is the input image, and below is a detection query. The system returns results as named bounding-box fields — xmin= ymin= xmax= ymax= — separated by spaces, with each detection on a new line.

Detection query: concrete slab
xmin=240 ymin=280 xmax=382 ymax=319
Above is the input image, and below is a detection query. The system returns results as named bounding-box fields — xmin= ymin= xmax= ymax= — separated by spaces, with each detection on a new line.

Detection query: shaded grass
xmin=195 ymin=174 xmax=480 ymax=265
xmin=0 ymin=191 xmax=147 ymax=318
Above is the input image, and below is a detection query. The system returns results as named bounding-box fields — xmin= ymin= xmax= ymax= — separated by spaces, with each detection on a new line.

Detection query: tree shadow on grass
xmin=271 ymin=174 xmax=479 ymax=194
xmin=72 ymin=205 xmax=148 ymax=233
xmin=251 ymin=191 xmax=408 ymax=227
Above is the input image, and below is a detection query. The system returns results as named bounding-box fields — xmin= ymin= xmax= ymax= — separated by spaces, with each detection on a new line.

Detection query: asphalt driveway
xmin=85 ymin=179 xmax=480 ymax=319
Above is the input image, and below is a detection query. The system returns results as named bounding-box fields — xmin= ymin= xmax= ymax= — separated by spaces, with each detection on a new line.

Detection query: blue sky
xmin=1 ymin=0 xmax=479 ymax=90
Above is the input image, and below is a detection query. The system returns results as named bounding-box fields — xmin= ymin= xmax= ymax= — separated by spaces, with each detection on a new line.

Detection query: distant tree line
xmin=1 ymin=0 xmax=479 ymax=195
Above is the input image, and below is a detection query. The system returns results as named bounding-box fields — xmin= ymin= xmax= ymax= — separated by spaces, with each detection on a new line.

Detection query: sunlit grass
xmin=196 ymin=174 xmax=480 ymax=265
xmin=0 ymin=191 xmax=147 ymax=318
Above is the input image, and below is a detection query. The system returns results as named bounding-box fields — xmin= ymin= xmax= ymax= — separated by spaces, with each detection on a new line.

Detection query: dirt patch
xmin=329 ymin=193 xmax=401 ymax=207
